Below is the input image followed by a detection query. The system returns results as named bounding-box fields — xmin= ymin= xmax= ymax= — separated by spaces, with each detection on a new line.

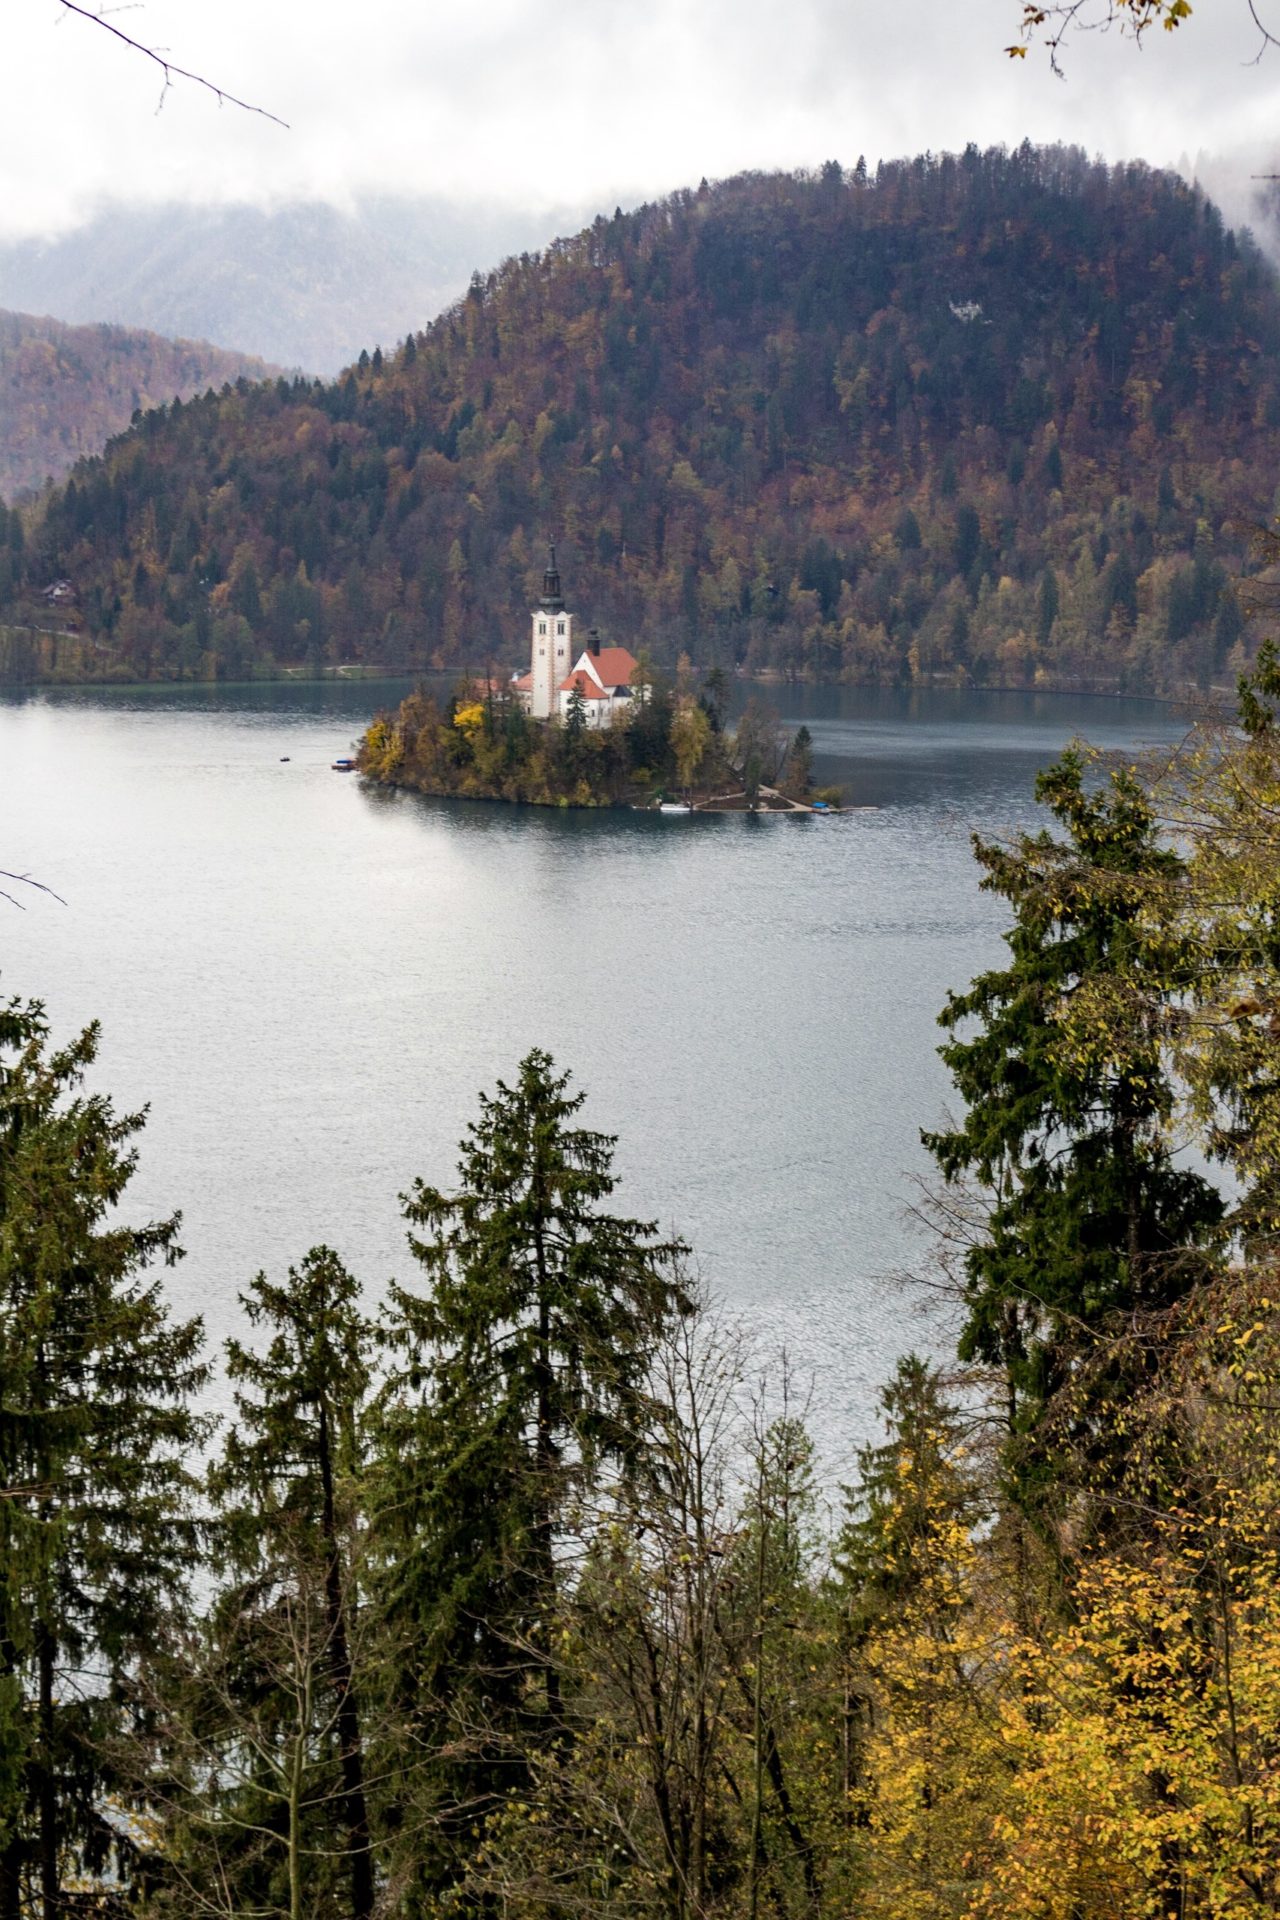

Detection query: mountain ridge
xmin=0 ymin=308 xmax=279 ymax=499
xmin=3 ymin=146 xmax=1275 ymax=692
xmin=0 ymin=196 xmax=591 ymax=376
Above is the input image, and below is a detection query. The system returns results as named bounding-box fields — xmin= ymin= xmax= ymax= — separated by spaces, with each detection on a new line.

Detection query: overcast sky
xmin=5 ymin=0 xmax=1280 ymax=240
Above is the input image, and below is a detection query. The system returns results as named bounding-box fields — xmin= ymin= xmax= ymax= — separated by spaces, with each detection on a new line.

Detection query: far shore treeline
xmin=3 ymin=147 xmax=1279 ymax=694
xmin=9 ymin=655 xmax=1280 ymax=1917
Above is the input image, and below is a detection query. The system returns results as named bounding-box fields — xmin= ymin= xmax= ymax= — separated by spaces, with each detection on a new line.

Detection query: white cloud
xmin=4 ymin=0 xmax=1280 ymax=238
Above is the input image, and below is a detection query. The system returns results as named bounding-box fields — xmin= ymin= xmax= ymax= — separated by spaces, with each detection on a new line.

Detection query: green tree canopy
xmin=923 ymin=752 xmax=1225 ymax=1514
xmin=0 ymin=997 xmax=206 ymax=1920
xmin=374 ymin=1049 xmax=689 ymax=1904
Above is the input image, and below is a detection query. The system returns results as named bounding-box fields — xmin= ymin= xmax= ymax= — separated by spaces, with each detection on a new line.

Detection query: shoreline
xmin=0 ymin=649 xmax=1225 ymax=709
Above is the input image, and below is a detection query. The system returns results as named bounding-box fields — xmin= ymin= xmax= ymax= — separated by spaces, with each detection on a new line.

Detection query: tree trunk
xmin=0 ymin=1836 xmax=23 ymax=1920
xmin=289 ymin=1665 xmax=309 ymax=1920
xmin=0 ymin=1629 xmax=23 ymax=1920
xmin=747 ymin=1511 xmax=766 ymax=1920
xmin=37 ymin=1625 xmax=56 ymax=1920
xmin=531 ymin=1203 xmax=562 ymax=1724
xmin=317 ymin=1399 xmax=374 ymax=1920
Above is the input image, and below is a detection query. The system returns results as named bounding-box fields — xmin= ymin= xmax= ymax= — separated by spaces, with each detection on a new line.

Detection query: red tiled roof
xmin=565 ymin=647 xmax=639 ymax=693
xmin=586 ymin=646 xmax=638 ymax=690
xmin=559 ymin=671 xmax=610 ymax=700
xmin=512 ymin=671 xmax=533 ymax=691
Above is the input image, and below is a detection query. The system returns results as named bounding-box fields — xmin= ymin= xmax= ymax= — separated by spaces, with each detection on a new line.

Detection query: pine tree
xmin=836 ymin=1356 xmax=980 ymax=1645
xmin=202 ymin=1248 xmax=377 ymax=1920
xmin=374 ymin=1049 xmax=688 ymax=1904
xmin=729 ymin=1409 xmax=824 ymax=1920
xmin=782 ymin=724 xmax=814 ymax=801
xmin=0 ymin=997 xmax=206 ymax=1920
xmin=834 ymin=1356 xmax=984 ymax=1814
xmin=923 ymin=752 xmax=1224 ymax=1515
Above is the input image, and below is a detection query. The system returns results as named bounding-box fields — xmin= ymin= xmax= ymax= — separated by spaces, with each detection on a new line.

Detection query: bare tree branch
xmin=0 ymin=869 xmax=65 ymax=910
xmin=1008 ymin=0 xmax=1280 ymax=75
xmin=52 ymin=0 xmax=289 ymax=126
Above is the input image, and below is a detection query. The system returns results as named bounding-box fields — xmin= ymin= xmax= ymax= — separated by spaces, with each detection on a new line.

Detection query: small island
xmin=357 ymin=552 xmax=839 ymax=812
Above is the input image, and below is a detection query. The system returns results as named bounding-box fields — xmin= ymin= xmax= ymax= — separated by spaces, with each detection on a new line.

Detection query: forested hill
xmin=5 ymin=146 xmax=1279 ymax=690
xmin=0 ymin=311 xmax=278 ymax=500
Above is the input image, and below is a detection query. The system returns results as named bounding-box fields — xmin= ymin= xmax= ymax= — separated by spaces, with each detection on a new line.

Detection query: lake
xmin=0 ymin=679 xmax=1192 ymax=1467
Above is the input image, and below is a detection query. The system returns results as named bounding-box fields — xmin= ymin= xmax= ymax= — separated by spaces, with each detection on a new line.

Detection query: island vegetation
xmin=7 ymin=649 xmax=1280 ymax=1917
xmin=357 ymin=665 xmax=828 ymax=810
xmin=2 ymin=147 xmax=1278 ymax=692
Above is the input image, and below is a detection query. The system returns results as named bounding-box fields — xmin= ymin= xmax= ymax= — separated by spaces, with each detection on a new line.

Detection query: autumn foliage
xmin=3 ymin=146 xmax=1277 ymax=689
xmin=0 ymin=308 xmax=276 ymax=499
xmin=16 ymin=657 xmax=1280 ymax=1916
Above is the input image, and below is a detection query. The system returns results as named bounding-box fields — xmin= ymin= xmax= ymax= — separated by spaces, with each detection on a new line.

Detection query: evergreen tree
xmin=834 ymin=1356 xmax=985 ymax=1814
xmin=0 ymin=998 xmax=206 ymax=1920
xmin=1036 ymin=568 xmax=1059 ymax=647
xmin=168 ymin=1247 xmax=377 ymax=1920
xmin=238 ymin=1251 xmax=372 ymax=1912
xmin=836 ymin=1356 xmax=980 ymax=1645
xmin=923 ymin=752 xmax=1224 ymax=1516
xmin=374 ymin=1049 xmax=688 ymax=1904
xmin=782 ymin=724 xmax=814 ymax=800
xmin=729 ymin=1411 xmax=824 ymax=1920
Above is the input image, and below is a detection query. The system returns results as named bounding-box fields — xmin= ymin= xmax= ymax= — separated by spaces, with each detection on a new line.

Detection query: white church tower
xmin=529 ymin=545 xmax=574 ymax=719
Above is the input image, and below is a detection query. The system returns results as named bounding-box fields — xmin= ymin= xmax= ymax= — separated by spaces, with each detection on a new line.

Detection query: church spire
xmin=539 ymin=543 xmax=564 ymax=614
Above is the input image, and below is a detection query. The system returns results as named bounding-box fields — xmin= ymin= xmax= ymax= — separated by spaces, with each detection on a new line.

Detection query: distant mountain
xmin=0 ymin=197 xmax=588 ymax=376
xmin=4 ymin=149 xmax=1278 ymax=693
xmin=0 ymin=310 xmax=278 ymax=498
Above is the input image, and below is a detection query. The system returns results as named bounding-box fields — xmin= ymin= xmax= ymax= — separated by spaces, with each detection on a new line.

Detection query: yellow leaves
xmin=453 ymin=701 xmax=485 ymax=737
xmin=970 ymin=1493 xmax=1280 ymax=1920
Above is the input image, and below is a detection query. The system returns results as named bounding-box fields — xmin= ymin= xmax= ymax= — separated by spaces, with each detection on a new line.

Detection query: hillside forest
xmin=10 ymin=657 xmax=1280 ymax=1918
xmin=3 ymin=145 xmax=1279 ymax=692
xmin=0 ymin=310 xmax=278 ymax=500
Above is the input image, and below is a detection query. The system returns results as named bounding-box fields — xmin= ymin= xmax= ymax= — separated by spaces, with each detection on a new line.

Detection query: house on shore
xmin=512 ymin=549 xmax=640 ymax=730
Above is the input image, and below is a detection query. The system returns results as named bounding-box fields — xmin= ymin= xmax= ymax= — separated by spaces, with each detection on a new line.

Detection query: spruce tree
xmin=375 ymin=1049 xmax=688 ymax=1904
xmin=923 ymin=751 xmax=1224 ymax=1513
xmin=836 ymin=1356 xmax=981 ymax=1646
xmin=0 ymin=997 xmax=206 ymax=1919
xmin=834 ymin=1357 xmax=983 ymax=1803
xmin=151 ymin=1248 xmax=377 ymax=1920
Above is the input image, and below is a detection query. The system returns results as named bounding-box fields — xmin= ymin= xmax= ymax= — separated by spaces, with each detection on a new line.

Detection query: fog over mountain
xmin=0 ymin=196 xmax=591 ymax=376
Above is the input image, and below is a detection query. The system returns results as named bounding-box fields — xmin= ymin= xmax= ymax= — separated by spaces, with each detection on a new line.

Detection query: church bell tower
xmin=530 ymin=545 xmax=574 ymax=719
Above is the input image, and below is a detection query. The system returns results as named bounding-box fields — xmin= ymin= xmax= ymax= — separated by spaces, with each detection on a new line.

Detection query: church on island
xmin=511 ymin=549 xmax=640 ymax=730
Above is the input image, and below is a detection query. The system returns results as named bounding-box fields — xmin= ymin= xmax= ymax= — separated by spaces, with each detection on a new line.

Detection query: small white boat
xmin=658 ymin=801 xmax=692 ymax=814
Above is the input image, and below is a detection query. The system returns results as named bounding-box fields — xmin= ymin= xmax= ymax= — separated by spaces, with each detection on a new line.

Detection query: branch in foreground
xmin=54 ymin=0 xmax=289 ymax=126
xmin=1 ymin=870 xmax=66 ymax=910
xmin=1008 ymin=0 xmax=1279 ymax=74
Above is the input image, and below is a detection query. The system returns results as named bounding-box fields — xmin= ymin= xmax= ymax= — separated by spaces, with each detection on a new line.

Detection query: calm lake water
xmin=0 ymin=679 xmax=1191 ymax=1466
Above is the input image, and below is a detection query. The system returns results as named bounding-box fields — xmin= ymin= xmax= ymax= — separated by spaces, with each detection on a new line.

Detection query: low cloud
xmin=4 ymin=0 xmax=1280 ymax=242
